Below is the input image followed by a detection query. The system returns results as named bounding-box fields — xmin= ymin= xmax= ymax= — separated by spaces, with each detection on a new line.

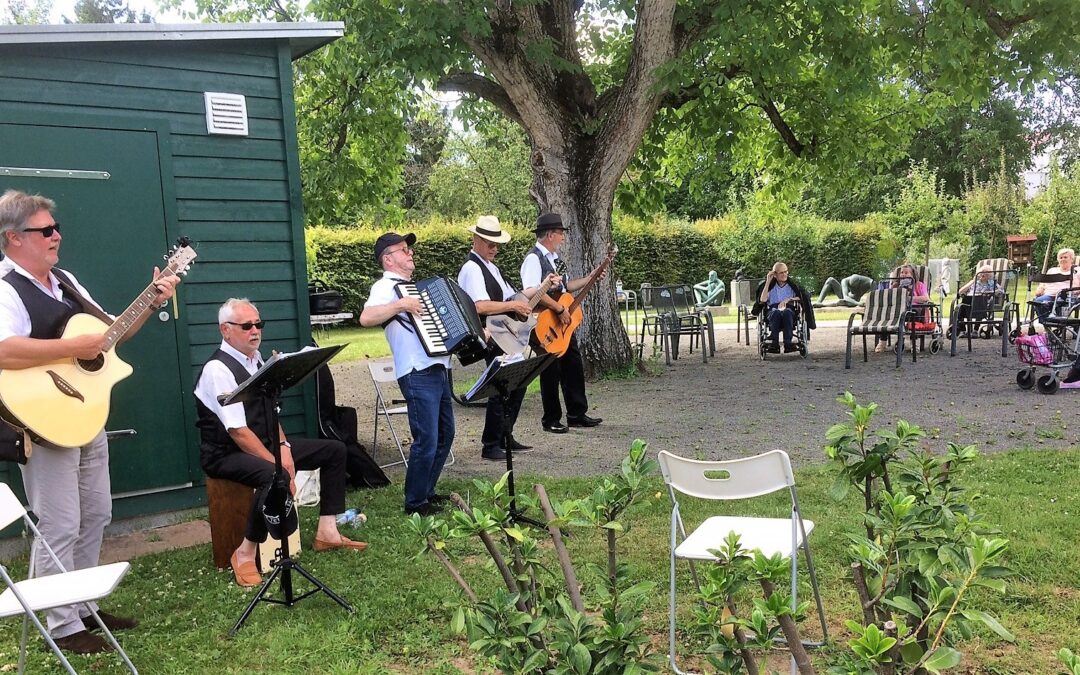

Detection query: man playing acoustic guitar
xmin=0 ymin=190 xmax=179 ymax=655
xmin=520 ymin=212 xmax=604 ymax=434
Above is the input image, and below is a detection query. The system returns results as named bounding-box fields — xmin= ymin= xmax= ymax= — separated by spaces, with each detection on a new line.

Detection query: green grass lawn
xmin=6 ymin=447 xmax=1077 ymax=673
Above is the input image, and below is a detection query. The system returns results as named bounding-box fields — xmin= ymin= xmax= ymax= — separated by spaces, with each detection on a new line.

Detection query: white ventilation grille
xmin=204 ymin=92 xmax=249 ymax=136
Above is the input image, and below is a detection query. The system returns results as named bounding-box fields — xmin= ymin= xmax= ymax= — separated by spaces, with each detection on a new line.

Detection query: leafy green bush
xmin=307 ymin=214 xmax=889 ymax=312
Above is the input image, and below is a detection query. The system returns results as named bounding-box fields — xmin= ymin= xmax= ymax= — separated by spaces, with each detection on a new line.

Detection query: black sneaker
xmin=404 ymin=502 xmax=443 ymax=517
xmin=505 ymin=437 xmax=533 ymax=451
xmin=482 ymin=448 xmax=507 ymax=461
xmin=783 ymin=343 xmax=798 ymax=353
xmin=767 ymin=343 xmax=781 ymax=353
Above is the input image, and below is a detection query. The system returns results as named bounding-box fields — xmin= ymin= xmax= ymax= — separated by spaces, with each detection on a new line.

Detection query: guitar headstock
xmin=163 ymin=237 xmax=198 ymax=277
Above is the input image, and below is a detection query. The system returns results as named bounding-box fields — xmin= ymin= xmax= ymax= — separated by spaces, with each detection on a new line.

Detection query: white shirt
xmin=0 ymin=257 xmax=108 ymax=342
xmin=458 ymin=253 xmax=516 ymax=303
xmin=1041 ymin=266 xmax=1080 ymax=297
xmin=364 ymin=271 xmax=451 ymax=377
xmin=194 ymin=340 xmax=263 ymax=431
xmin=520 ymin=241 xmax=565 ymax=291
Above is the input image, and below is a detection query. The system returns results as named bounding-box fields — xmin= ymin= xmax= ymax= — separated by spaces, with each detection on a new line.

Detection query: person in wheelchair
xmin=1031 ymin=248 xmax=1079 ymax=324
xmin=752 ymin=262 xmax=815 ymax=353
xmin=951 ymin=264 xmax=1004 ymax=338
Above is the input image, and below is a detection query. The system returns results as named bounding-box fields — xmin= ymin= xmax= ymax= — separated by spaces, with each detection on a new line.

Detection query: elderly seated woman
xmin=951 ymin=264 xmax=1004 ymax=337
xmin=874 ymin=263 xmax=930 ymax=352
xmin=1032 ymin=248 xmax=1080 ymax=323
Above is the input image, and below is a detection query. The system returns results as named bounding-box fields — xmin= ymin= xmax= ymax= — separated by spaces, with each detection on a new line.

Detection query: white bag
xmin=293 ymin=469 xmax=321 ymax=507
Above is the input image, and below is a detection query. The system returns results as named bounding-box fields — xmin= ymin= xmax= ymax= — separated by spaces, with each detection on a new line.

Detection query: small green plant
xmin=407 ymin=440 xmax=662 ymax=674
xmin=1059 ymin=647 xmax=1080 ymax=675
xmin=824 ymin=393 xmax=1014 ymax=675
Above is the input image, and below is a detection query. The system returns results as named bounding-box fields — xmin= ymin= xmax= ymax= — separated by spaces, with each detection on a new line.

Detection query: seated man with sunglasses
xmin=0 ymin=190 xmax=180 ymax=655
xmin=194 ymin=298 xmax=367 ymax=589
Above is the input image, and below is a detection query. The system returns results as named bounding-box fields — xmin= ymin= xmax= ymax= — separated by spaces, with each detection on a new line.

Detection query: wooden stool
xmin=206 ymin=477 xmax=301 ymax=572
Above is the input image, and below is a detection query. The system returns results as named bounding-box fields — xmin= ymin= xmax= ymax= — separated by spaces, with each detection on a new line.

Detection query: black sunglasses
xmin=225 ymin=320 xmax=265 ymax=331
xmin=21 ymin=223 xmax=61 ymax=237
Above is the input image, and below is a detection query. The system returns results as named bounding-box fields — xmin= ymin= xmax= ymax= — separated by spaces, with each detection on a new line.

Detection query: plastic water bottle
xmin=335 ymin=508 xmax=358 ymax=526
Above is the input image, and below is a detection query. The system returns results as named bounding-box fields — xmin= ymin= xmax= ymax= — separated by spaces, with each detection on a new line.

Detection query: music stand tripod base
xmin=218 ymin=345 xmax=355 ymax=635
xmin=465 ymin=353 xmax=554 ymax=529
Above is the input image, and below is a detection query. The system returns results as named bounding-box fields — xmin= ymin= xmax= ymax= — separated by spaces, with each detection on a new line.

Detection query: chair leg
xmin=84 ymin=606 xmax=138 ymax=673
xmin=845 ymin=331 xmax=853 ymax=369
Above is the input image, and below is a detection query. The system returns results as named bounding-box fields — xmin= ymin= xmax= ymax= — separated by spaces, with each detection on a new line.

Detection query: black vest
xmin=526 ymin=245 xmax=567 ymax=300
xmin=3 ymin=269 xmax=82 ymax=339
xmin=463 ymin=252 xmax=507 ymax=303
xmin=195 ymin=349 xmax=273 ymax=466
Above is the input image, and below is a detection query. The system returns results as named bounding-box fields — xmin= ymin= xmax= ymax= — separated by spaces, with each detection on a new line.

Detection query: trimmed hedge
xmin=307 ymin=216 xmax=890 ymax=313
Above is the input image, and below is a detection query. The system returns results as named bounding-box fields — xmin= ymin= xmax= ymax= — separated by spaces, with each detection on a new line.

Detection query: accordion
xmin=395 ymin=277 xmax=487 ymax=365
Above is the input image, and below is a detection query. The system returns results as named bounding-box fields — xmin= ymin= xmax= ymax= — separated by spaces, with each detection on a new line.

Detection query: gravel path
xmin=330 ymin=325 xmax=1073 ymax=483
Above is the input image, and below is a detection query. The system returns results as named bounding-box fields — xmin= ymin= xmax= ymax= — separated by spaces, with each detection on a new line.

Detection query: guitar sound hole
xmin=78 ymin=355 xmax=105 ymax=372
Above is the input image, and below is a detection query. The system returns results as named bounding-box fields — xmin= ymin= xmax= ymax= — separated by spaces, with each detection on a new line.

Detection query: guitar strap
xmin=53 ymin=271 xmax=113 ymax=325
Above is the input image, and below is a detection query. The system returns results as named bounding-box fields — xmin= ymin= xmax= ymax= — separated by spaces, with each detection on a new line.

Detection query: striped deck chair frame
xmin=948 ymin=257 xmax=1015 ymax=357
xmin=846 ymin=288 xmax=910 ymax=368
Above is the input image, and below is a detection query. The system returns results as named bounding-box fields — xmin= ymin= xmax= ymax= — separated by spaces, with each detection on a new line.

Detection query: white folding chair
xmin=368 ymin=358 xmax=455 ymax=470
xmin=0 ymin=483 xmax=137 ymax=674
xmin=657 ymin=449 xmax=827 ymax=675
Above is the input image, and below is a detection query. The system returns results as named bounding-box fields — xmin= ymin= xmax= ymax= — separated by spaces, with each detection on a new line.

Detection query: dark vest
xmin=463 ymin=252 xmax=506 ymax=303
xmin=526 ymin=245 xmax=566 ymax=301
xmin=3 ymin=269 xmax=81 ymax=339
xmin=195 ymin=349 xmax=273 ymax=467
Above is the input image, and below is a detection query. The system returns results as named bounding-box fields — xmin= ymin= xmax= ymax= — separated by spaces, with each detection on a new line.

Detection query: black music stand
xmin=219 ymin=345 xmax=354 ymax=635
xmin=465 ymin=353 xmax=554 ymax=528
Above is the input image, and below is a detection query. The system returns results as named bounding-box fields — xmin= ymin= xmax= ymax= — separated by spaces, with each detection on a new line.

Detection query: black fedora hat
xmin=534 ymin=212 xmax=569 ymax=234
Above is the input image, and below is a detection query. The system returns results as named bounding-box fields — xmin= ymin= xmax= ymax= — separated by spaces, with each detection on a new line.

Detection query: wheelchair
xmin=1016 ymin=290 xmax=1080 ymax=394
xmin=756 ymin=298 xmax=809 ymax=360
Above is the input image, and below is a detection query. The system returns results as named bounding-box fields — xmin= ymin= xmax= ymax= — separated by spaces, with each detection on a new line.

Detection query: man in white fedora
xmin=458 ymin=216 xmax=547 ymax=460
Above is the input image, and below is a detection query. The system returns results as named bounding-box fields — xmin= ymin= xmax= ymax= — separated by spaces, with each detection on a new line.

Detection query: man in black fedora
xmin=520 ymin=212 xmax=603 ymax=433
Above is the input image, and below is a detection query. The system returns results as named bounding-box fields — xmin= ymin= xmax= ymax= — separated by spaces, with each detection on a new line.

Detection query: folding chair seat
xmin=846 ymin=288 xmax=909 ymax=368
xmin=658 ymin=450 xmax=827 ymax=675
xmin=368 ymin=358 xmax=455 ymax=470
xmin=948 ymin=257 xmax=1015 ymax=357
xmin=0 ymin=483 xmax=137 ymax=674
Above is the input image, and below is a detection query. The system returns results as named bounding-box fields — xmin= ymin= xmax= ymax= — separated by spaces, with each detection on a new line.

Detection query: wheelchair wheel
xmin=758 ymin=340 xmax=767 ymax=360
xmin=1008 ymin=327 xmax=1021 ymax=345
xmin=1016 ymin=369 xmax=1035 ymax=390
xmin=1036 ymin=374 xmax=1059 ymax=395
xmin=979 ymin=325 xmax=994 ymax=339
xmin=929 ymin=339 xmax=942 ymax=354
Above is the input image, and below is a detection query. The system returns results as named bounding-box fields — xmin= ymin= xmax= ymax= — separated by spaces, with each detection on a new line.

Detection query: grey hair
xmin=218 ymin=298 xmax=257 ymax=325
xmin=1058 ymin=248 xmax=1075 ymax=259
xmin=0 ymin=190 xmax=55 ymax=252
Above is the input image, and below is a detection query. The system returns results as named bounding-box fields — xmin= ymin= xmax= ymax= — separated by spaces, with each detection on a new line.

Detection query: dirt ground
xmin=330 ymin=324 xmax=1075 ymax=483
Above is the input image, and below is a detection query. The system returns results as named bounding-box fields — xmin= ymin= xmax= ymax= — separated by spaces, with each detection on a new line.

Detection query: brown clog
xmin=230 ymin=550 xmax=262 ymax=587
xmin=313 ymin=535 xmax=368 ymax=552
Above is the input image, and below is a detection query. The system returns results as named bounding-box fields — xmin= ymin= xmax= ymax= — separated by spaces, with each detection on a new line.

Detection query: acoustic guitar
xmin=532 ymin=245 xmax=618 ymax=357
xmin=485 ymin=274 xmax=558 ymax=357
xmin=0 ymin=239 xmax=196 ymax=448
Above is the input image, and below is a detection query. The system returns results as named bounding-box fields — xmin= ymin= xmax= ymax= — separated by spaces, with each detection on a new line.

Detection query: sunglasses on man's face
xmin=21 ymin=223 xmax=61 ymax=237
xmin=225 ymin=320 xmax=265 ymax=331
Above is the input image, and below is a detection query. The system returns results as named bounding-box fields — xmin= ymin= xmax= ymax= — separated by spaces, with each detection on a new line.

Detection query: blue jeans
xmin=398 ymin=365 xmax=455 ymax=509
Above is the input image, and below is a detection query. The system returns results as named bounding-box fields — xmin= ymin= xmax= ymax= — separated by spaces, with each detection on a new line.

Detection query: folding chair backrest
xmin=658 ymin=449 xmax=794 ymax=500
xmin=368 ymin=358 xmax=398 ymax=385
xmin=862 ymin=288 xmax=910 ymax=326
xmin=0 ymin=482 xmax=25 ymax=531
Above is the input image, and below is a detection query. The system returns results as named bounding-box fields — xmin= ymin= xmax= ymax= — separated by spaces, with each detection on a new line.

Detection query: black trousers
xmin=203 ymin=437 xmax=347 ymax=543
xmin=539 ymin=333 xmax=589 ymax=425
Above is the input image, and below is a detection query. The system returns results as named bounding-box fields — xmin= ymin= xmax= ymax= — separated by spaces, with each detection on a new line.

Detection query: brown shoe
xmin=54 ymin=630 xmax=112 ymax=655
xmin=313 ymin=535 xmax=368 ymax=552
xmin=83 ymin=610 xmax=139 ymax=633
xmin=230 ymin=550 xmax=262 ymax=587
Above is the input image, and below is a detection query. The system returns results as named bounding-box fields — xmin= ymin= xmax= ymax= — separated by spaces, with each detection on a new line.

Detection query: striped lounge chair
xmin=845 ymin=288 xmax=910 ymax=368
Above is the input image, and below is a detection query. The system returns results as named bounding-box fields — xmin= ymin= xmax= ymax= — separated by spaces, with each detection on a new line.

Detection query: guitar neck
xmin=527 ymin=278 xmax=555 ymax=311
xmin=565 ymin=253 xmax=615 ymax=315
xmin=101 ymin=267 xmax=177 ymax=351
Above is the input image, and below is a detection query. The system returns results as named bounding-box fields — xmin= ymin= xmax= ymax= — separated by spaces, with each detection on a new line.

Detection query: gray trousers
xmin=18 ymin=430 xmax=111 ymax=639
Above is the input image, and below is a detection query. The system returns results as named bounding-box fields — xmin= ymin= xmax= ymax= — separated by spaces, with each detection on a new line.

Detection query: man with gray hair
xmin=0 ymin=189 xmax=179 ymax=654
xmin=194 ymin=298 xmax=366 ymax=590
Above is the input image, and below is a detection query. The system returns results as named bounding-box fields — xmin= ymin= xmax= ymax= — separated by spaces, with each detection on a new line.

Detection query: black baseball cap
xmin=374 ymin=232 xmax=417 ymax=263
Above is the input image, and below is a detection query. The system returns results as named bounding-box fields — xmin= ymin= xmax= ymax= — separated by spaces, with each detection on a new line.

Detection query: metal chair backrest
xmin=639 ymin=283 xmax=655 ymax=309
xmin=671 ymin=285 xmax=695 ymax=314
xmin=974 ymin=258 xmax=1013 ymax=300
xmin=658 ymin=449 xmax=795 ymax=500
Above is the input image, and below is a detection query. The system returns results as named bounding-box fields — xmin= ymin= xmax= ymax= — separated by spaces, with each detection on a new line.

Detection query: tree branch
xmin=436 ymin=72 xmax=523 ymax=125
xmin=964 ymin=0 xmax=1035 ymax=39
xmin=751 ymin=75 xmax=812 ymax=158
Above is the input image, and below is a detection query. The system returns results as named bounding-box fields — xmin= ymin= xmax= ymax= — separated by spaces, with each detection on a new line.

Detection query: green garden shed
xmin=0 ymin=22 xmax=343 ymax=525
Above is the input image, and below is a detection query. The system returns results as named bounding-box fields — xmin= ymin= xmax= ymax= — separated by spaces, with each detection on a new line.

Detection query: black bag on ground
xmin=315 ymin=363 xmax=390 ymax=489
xmin=309 ymin=279 xmax=344 ymax=315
